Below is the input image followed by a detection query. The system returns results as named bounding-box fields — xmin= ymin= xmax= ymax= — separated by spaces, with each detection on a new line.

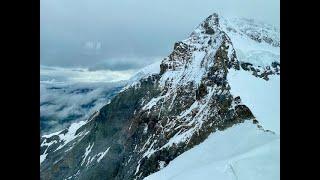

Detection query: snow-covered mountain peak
xmin=41 ymin=13 xmax=279 ymax=180
xmin=125 ymin=13 xmax=280 ymax=92
xmin=196 ymin=13 xmax=220 ymax=34
xmin=159 ymin=13 xmax=238 ymax=91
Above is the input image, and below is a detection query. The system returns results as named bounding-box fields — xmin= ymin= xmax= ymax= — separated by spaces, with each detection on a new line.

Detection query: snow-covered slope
xmin=220 ymin=17 xmax=280 ymax=67
xmin=121 ymin=60 xmax=161 ymax=91
xmin=129 ymin=61 xmax=161 ymax=82
xmin=221 ymin=17 xmax=280 ymax=134
xmin=228 ymin=69 xmax=280 ymax=134
xmin=145 ymin=121 xmax=279 ymax=180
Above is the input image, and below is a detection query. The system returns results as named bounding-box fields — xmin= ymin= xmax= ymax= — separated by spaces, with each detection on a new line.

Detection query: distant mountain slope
xmin=40 ymin=13 xmax=279 ymax=180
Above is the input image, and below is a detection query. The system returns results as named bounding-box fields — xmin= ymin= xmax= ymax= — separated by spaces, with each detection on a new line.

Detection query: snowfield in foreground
xmin=144 ymin=121 xmax=279 ymax=180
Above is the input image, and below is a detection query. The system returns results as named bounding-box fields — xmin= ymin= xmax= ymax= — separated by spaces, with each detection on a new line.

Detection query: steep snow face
xmin=144 ymin=121 xmax=279 ymax=180
xmin=228 ymin=69 xmax=280 ymax=134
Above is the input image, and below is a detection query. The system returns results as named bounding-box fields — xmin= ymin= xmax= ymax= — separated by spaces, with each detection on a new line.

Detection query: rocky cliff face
xmin=40 ymin=13 xmax=280 ymax=180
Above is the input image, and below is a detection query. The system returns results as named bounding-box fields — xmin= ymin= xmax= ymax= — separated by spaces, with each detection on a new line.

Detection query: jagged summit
xmin=40 ymin=13 xmax=279 ymax=180
xmin=198 ymin=13 xmax=220 ymax=34
xmin=159 ymin=13 xmax=238 ymax=86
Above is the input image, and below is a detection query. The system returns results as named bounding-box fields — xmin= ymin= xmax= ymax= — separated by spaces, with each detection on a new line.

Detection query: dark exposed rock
xmin=202 ymin=13 xmax=219 ymax=35
xmin=235 ymin=105 xmax=254 ymax=120
xmin=234 ymin=96 xmax=241 ymax=104
xmin=240 ymin=61 xmax=280 ymax=81
xmin=196 ymin=83 xmax=208 ymax=100
xmin=241 ymin=62 xmax=253 ymax=71
xmin=204 ymin=22 xmax=215 ymax=34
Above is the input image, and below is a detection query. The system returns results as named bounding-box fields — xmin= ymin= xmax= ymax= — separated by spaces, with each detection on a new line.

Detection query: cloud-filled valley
xmin=40 ymin=66 xmax=129 ymax=134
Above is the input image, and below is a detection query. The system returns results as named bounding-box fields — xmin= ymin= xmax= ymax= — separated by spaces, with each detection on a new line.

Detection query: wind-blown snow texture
xmin=40 ymin=13 xmax=279 ymax=180
xmin=145 ymin=121 xmax=279 ymax=180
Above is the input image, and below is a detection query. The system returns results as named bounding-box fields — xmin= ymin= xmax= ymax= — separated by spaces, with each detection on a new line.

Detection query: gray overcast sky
xmin=41 ymin=0 xmax=279 ymax=70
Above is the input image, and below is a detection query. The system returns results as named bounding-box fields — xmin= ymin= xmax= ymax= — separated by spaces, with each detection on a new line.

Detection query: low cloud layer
xmin=88 ymin=56 xmax=162 ymax=71
xmin=40 ymin=81 xmax=125 ymax=134
xmin=40 ymin=65 xmax=135 ymax=83
xmin=40 ymin=65 xmax=127 ymax=134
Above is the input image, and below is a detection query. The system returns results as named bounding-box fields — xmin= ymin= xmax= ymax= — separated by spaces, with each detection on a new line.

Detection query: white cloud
xmin=40 ymin=65 xmax=135 ymax=83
